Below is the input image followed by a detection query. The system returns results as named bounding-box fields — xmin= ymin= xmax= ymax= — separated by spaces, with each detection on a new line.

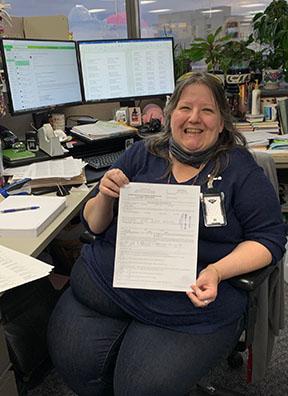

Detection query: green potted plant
xmin=250 ymin=0 xmax=288 ymax=87
xmin=186 ymin=26 xmax=232 ymax=74
xmin=176 ymin=26 xmax=255 ymax=77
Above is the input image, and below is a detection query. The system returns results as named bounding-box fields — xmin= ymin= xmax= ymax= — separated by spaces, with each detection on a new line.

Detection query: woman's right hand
xmin=99 ymin=168 xmax=129 ymax=199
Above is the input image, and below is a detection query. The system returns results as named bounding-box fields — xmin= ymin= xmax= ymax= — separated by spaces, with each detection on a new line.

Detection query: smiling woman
xmin=47 ymin=71 xmax=286 ymax=395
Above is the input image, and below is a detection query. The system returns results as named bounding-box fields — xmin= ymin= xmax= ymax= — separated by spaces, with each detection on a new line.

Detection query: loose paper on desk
xmin=3 ymin=157 xmax=84 ymax=179
xmin=243 ymin=131 xmax=277 ymax=147
xmin=113 ymin=182 xmax=200 ymax=292
xmin=0 ymin=245 xmax=54 ymax=293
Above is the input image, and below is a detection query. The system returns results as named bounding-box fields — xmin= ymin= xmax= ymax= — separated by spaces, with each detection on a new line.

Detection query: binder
xmin=277 ymin=98 xmax=288 ymax=134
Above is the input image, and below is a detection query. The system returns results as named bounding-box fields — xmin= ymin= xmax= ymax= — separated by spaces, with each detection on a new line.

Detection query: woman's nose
xmin=187 ymin=109 xmax=200 ymax=122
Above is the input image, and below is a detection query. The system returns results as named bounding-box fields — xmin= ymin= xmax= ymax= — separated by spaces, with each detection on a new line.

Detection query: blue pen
xmin=0 ymin=205 xmax=40 ymax=214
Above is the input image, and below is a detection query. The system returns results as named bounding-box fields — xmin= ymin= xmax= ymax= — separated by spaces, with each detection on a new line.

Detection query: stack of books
xmin=234 ymin=122 xmax=254 ymax=133
xmin=245 ymin=113 xmax=264 ymax=123
xmin=251 ymin=121 xmax=280 ymax=134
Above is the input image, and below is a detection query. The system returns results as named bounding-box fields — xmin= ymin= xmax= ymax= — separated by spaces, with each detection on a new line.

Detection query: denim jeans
xmin=47 ymin=257 xmax=244 ymax=396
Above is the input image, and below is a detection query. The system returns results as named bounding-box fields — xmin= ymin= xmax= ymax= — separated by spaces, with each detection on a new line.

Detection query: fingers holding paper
xmin=99 ymin=168 xmax=129 ymax=199
xmin=186 ymin=267 xmax=219 ymax=308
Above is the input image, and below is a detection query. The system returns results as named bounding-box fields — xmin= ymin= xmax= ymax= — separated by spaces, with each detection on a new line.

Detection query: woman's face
xmin=170 ymin=83 xmax=224 ymax=152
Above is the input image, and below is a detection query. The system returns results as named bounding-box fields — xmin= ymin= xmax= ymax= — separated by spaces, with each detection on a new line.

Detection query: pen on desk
xmin=0 ymin=206 xmax=40 ymax=214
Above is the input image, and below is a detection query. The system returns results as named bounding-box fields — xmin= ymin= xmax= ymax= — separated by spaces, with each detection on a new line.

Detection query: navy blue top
xmin=80 ymin=141 xmax=286 ymax=334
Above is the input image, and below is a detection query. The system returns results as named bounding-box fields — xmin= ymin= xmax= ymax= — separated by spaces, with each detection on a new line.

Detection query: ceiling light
xmin=149 ymin=9 xmax=171 ymax=14
xmin=141 ymin=1 xmax=156 ymax=4
xmin=248 ymin=9 xmax=264 ymax=14
xmin=88 ymin=9 xmax=106 ymax=14
xmin=201 ymin=9 xmax=223 ymax=14
xmin=240 ymin=3 xmax=265 ymax=7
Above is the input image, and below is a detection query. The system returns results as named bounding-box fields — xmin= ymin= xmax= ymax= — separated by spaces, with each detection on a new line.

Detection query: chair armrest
xmin=229 ymin=265 xmax=275 ymax=292
xmin=80 ymin=230 xmax=97 ymax=244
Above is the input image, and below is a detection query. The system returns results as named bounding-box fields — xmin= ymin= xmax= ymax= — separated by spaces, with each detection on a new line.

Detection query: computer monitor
xmin=77 ymin=37 xmax=175 ymax=105
xmin=0 ymin=38 xmax=83 ymax=115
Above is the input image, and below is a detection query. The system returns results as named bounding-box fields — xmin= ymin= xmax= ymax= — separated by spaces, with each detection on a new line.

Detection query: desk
xmin=0 ymin=186 xmax=96 ymax=257
xmin=252 ymin=149 xmax=288 ymax=169
xmin=0 ymin=185 xmax=96 ymax=395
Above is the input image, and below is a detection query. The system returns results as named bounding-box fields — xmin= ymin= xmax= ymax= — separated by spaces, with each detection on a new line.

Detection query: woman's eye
xmin=202 ymin=108 xmax=214 ymax=113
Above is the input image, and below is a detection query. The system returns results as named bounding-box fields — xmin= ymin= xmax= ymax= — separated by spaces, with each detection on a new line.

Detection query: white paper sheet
xmin=3 ymin=157 xmax=85 ymax=179
xmin=0 ymin=245 xmax=54 ymax=293
xmin=113 ymin=182 xmax=200 ymax=292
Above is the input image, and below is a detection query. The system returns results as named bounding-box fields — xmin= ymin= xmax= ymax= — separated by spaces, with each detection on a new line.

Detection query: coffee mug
xmin=50 ymin=113 xmax=65 ymax=131
xmin=263 ymin=105 xmax=277 ymax=121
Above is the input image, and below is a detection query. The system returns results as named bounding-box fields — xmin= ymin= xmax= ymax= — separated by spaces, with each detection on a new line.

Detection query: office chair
xmin=197 ymin=151 xmax=286 ymax=395
xmin=80 ymin=151 xmax=286 ymax=395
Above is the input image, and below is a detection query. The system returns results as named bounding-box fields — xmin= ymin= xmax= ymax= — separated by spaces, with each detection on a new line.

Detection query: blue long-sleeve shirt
xmin=80 ymin=141 xmax=286 ymax=334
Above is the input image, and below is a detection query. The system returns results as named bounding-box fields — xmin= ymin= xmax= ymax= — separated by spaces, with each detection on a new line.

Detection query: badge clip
xmin=207 ymin=175 xmax=222 ymax=190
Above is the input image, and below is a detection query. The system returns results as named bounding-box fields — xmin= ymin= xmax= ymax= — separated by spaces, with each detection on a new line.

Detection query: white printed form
xmin=113 ymin=182 xmax=200 ymax=292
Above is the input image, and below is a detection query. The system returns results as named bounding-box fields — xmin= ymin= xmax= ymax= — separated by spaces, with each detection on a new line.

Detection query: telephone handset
xmin=0 ymin=125 xmax=18 ymax=149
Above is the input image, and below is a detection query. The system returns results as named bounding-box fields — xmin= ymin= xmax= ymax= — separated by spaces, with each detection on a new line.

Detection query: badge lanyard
xmin=200 ymin=175 xmax=227 ymax=227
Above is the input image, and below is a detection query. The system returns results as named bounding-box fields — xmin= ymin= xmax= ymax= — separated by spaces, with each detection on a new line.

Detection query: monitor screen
xmin=0 ymin=38 xmax=83 ymax=115
xmin=78 ymin=38 xmax=175 ymax=104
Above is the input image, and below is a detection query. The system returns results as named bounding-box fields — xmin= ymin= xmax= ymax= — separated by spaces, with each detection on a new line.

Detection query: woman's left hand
xmin=186 ymin=265 xmax=220 ymax=308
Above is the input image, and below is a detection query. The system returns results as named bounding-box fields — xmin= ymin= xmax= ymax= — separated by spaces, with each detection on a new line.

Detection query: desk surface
xmin=252 ymin=149 xmax=288 ymax=168
xmin=0 ymin=186 xmax=96 ymax=257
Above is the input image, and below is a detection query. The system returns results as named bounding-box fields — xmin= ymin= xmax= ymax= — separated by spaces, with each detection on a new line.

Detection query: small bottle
xmin=131 ymin=108 xmax=138 ymax=123
xmin=251 ymin=80 xmax=261 ymax=115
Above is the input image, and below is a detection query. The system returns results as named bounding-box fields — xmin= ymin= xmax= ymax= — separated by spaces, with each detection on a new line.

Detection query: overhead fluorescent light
xmin=248 ymin=9 xmax=264 ymax=14
xmin=240 ymin=3 xmax=265 ymax=7
xmin=141 ymin=1 xmax=156 ymax=4
xmin=201 ymin=9 xmax=223 ymax=14
xmin=88 ymin=9 xmax=106 ymax=14
xmin=149 ymin=9 xmax=171 ymax=14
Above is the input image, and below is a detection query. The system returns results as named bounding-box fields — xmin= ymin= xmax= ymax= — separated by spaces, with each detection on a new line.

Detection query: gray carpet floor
xmin=27 ymin=283 xmax=288 ymax=396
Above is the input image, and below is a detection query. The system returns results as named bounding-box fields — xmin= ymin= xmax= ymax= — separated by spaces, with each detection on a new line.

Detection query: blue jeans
xmin=47 ymin=258 xmax=244 ymax=396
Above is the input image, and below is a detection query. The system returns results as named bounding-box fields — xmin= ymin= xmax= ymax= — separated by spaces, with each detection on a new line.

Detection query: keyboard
xmin=84 ymin=150 xmax=125 ymax=170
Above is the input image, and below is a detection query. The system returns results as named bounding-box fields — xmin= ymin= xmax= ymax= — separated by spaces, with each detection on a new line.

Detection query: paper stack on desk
xmin=0 ymin=245 xmax=54 ymax=293
xmin=71 ymin=120 xmax=137 ymax=141
xmin=3 ymin=157 xmax=86 ymax=188
xmin=0 ymin=195 xmax=67 ymax=237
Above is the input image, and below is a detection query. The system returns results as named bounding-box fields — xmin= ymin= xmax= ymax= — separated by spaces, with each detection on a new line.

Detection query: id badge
xmin=200 ymin=192 xmax=227 ymax=227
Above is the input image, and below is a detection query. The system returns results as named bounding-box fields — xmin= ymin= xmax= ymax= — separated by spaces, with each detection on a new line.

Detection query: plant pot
xmin=263 ymin=68 xmax=283 ymax=89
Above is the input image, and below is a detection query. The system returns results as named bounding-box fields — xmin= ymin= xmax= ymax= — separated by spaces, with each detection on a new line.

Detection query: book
xmin=277 ymin=98 xmax=288 ymax=134
xmin=3 ymin=148 xmax=36 ymax=161
xmin=0 ymin=195 xmax=67 ymax=238
xmin=0 ymin=245 xmax=54 ymax=293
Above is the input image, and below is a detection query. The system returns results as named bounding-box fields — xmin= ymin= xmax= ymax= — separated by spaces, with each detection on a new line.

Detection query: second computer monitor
xmin=78 ymin=37 xmax=175 ymax=104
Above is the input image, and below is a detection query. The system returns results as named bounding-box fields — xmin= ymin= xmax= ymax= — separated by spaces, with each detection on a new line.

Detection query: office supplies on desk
xmin=3 ymin=178 xmax=31 ymax=192
xmin=0 ymin=205 xmax=39 ymax=214
xmin=38 ymin=124 xmax=66 ymax=157
xmin=0 ymin=195 xmax=67 ymax=237
xmin=0 ymin=245 xmax=54 ymax=293
xmin=3 ymin=148 xmax=36 ymax=162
